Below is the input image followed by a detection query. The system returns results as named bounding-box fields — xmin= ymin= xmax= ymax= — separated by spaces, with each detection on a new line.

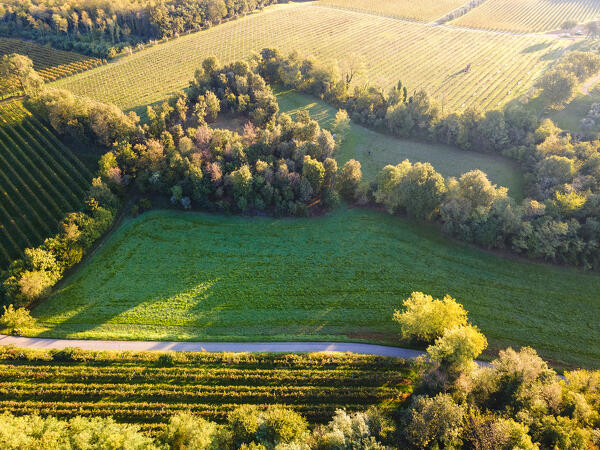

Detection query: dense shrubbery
xmin=0 ymin=0 xmax=279 ymax=58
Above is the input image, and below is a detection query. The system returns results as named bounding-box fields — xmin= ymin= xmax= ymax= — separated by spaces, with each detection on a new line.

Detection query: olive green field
xmin=30 ymin=209 xmax=600 ymax=368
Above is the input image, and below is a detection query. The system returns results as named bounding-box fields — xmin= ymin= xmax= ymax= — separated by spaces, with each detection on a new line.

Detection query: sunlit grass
xmin=32 ymin=209 xmax=600 ymax=368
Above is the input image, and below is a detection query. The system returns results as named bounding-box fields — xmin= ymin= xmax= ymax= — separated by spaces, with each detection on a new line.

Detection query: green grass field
xmin=275 ymin=89 xmax=524 ymax=198
xmin=52 ymin=3 xmax=568 ymax=114
xmin=31 ymin=209 xmax=600 ymax=368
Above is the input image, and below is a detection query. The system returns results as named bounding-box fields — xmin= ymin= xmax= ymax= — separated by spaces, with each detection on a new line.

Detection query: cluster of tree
xmin=88 ymin=58 xmax=363 ymax=216
xmin=393 ymin=292 xmax=600 ymax=449
xmin=0 ymin=0 xmax=278 ymax=58
xmin=535 ymin=51 xmax=600 ymax=109
xmin=0 ymin=53 xmax=43 ymax=97
xmin=1 ymin=178 xmax=119 ymax=307
xmin=252 ymin=49 xmax=600 ymax=268
xmin=373 ymin=156 xmax=600 ymax=268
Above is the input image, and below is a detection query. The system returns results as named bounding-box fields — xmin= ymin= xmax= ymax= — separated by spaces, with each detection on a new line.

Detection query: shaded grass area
xmin=31 ymin=209 xmax=600 ymax=368
xmin=275 ymin=89 xmax=525 ymax=199
xmin=546 ymin=86 xmax=600 ymax=134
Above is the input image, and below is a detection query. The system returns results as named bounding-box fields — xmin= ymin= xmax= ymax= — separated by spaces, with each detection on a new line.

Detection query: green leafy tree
xmin=427 ymin=324 xmax=488 ymax=373
xmin=403 ymin=394 xmax=466 ymax=449
xmin=337 ymin=159 xmax=362 ymax=200
xmin=0 ymin=53 xmax=44 ymax=96
xmin=393 ymin=292 xmax=468 ymax=343
xmin=0 ymin=305 xmax=35 ymax=335
xmin=536 ymin=69 xmax=578 ymax=109
xmin=302 ymin=155 xmax=325 ymax=195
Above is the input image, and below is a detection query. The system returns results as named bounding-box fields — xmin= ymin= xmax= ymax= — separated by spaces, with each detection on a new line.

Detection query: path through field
xmin=0 ymin=334 xmax=425 ymax=358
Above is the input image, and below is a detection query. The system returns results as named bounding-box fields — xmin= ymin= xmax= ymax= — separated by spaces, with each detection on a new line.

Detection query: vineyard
xmin=452 ymin=0 xmax=600 ymax=32
xmin=0 ymin=100 xmax=92 ymax=268
xmin=0 ymin=347 xmax=415 ymax=435
xmin=52 ymin=3 xmax=568 ymax=114
xmin=0 ymin=38 xmax=104 ymax=83
xmin=316 ymin=0 xmax=468 ymax=22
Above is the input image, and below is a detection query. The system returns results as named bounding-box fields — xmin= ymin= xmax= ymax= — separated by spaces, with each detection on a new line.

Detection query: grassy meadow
xmin=275 ymin=89 xmax=524 ymax=197
xmin=452 ymin=0 xmax=600 ymax=32
xmin=52 ymin=3 xmax=567 ymax=115
xmin=31 ymin=209 xmax=600 ymax=368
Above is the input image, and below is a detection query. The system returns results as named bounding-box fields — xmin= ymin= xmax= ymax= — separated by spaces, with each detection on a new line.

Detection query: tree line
xmin=0 ymin=0 xmax=278 ymax=58
xmin=254 ymin=49 xmax=600 ymax=269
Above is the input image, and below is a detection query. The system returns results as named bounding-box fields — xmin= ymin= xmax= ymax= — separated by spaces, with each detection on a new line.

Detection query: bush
xmin=393 ymin=292 xmax=468 ymax=343
xmin=0 ymin=305 xmax=35 ymax=335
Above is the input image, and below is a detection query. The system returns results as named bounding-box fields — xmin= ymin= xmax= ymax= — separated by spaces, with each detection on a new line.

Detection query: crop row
xmin=0 ymin=352 xmax=414 ymax=427
xmin=53 ymin=3 xmax=567 ymax=115
xmin=0 ymin=365 xmax=411 ymax=387
xmin=452 ymin=0 xmax=600 ymax=33
xmin=0 ymin=100 xmax=92 ymax=267
xmin=0 ymin=37 xmax=104 ymax=83
xmin=316 ymin=0 xmax=467 ymax=22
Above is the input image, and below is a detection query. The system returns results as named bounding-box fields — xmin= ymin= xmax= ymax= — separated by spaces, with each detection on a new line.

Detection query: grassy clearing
xmin=0 ymin=348 xmax=414 ymax=434
xmin=31 ymin=209 xmax=600 ymax=368
xmin=315 ymin=0 xmax=467 ymax=22
xmin=0 ymin=37 xmax=104 ymax=82
xmin=275 ymin=89 xmax=524 ymax=197
xmin=452 ymin=0 xmax=600 ymax=33
xmin=52 ymin=3 xmax=567 ymax=114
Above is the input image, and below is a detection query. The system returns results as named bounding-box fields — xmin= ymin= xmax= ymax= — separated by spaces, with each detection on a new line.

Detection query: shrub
xmin=0 ymin=305 xmax=35 ymax=335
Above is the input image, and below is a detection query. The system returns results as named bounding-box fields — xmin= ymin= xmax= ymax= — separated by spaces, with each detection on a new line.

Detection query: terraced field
xmin=0 ymin=348 xmax=414 ymax=435
xmin=0 ymin=100 xmax=92 ymax=268
xmin=316 ymin=0 xmax=468 ymax=22
xmin=452 ymin=0 xmax=600 ymax=32
xmin=52 ymin=3 xmax=568 ymax=114
xmin=0 ymin=38 xmax=104 ymax=82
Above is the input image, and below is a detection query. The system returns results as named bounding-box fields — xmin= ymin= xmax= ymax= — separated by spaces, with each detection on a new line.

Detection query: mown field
xmin=0 ymin=38 xmax=104 ymax=83
xmin=52 ymin=3 xmax=567 ymax=114
xmin=316 ymin=0 xmax=467 ymax=22
xmin=0 ymin=100 xmax=92 ymax=268
xmin=31 ymin=209 xmax=600 ymax=368
xmin=276 ymin=89 xmax=524 ymax=197
xmin=0 ymin=347 xmax=414 ymax=435
xmin=452 ymin=0 xmax=600 ymax=32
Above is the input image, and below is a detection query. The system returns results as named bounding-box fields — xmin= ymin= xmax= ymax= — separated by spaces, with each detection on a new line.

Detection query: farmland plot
xmin=0 ymin=38 xmax=104 ymax=82
xmin=0 ymin=349 xmax=414 ymax=434
xmin=0 ymin=100 xmax=92 ymax=268
xmin=53 ymin=3 xmax=568 ymax=114
xmin=315 ymin=0 xmax=468 ymax=22
xmin=452 ymin=0 xmax=600 ymax=32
